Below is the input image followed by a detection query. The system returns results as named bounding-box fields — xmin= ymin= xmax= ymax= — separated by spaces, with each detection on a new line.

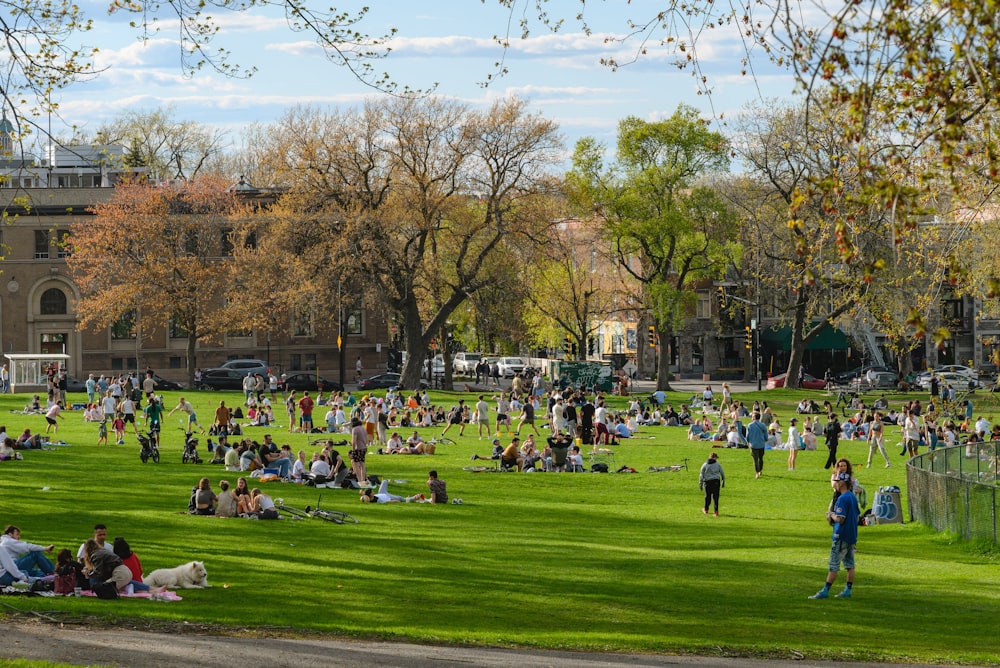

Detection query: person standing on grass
xmin=349 ymin=417 xmax=370 ymax=484
xmin=787 ymin=417 xmax=801 ymax=470
xmin=868 ymin=411 xmax=892 ymax=468
xmin=475 ymin=395 xmax=490 ymax=439
xmin=44 ymin=401 xmax=65 ymax=435
xmin=823 ymin=413 xmax=841 ymax=469
xmin=902 ymin=409 xmax=921 ymax=460
xmin=168 ymin=397 xmax=206 ymax=434
xmin=810 ymin=472 xmax=859 ymax=599
xmin=298 ymin=391 xmax=315 ymax=433
xmin=699 ymin=452 xmax=725 ymax=516
xmin=746 ymin=412 xmax=768 ymax=479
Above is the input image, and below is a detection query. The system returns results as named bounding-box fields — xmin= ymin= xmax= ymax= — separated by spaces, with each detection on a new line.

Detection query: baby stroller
xmin=137 ymin=431 xmax=160 ymax=464
xmin=182 ymin=432 xmax=203 ymax=464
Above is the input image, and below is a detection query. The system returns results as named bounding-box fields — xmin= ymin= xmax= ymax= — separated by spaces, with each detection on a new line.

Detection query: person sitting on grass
xmin=249 ymin=488 xmax=279 ymax=519
xmin=470 ymin=437 xmax=503 ymax=463
xmin=359 ymin=480 xmax=426 ymax=503
xmin=192 ymin=477 xmax=217 ymax=515
xmin=427 ymin=470 xmax=448 ymax=504
xmin=568 ymin=445 xmax=584 ymax=472
xmin=216 ymin=480 xmax=238 ymax=518
xmin=501 ymin=437 xmax=524 ymax=471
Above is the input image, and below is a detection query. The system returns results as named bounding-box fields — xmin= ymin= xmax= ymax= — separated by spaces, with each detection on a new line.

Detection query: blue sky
xmin=49 ymin=1 xmax=799 ymax=156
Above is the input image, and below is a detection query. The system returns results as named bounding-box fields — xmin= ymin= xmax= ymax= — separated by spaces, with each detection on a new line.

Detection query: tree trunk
xmin=186 ymin=334 xmax=198 ymax=388
xmin=655 ymin=329 xmax=674 ymax=391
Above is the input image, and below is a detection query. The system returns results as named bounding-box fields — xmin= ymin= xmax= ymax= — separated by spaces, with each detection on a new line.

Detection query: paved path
xmin=0 ymin=623 xmax=974 ymax=668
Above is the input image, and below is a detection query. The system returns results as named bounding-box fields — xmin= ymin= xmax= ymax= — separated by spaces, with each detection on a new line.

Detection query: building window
xmin=169 ymin=317 xmax=189 ymax=339
xmin=34 ymin=230 xmax=49 ymax=259
xmin=290 ymin=354 xmax=302 ymax=371
xmin=305 ymin=354 xmax=316 ymax=371
xmin=111 ymin=311 xmax=136 ymax=340
xmin=696 ymin=292 xmax=711 ymax=319
xmin=220 ymin=228 xmax=233 ymax=256
xmin=56 ymin=230 xmax=70 ymax=258
xmin=692 ymin=336 xmax=704 ymax=368
xmin=292 ymin=305 xmax=314 ymax=337
xmin=345 ymin=309 xmax=363 ymax=335
xmin=169 ymin=356 xmax=183 ymax=369
xmin=111 ymin=358 xmax=123 ymax=371
xmin=39 ymin=288 xmax=67 ymax=315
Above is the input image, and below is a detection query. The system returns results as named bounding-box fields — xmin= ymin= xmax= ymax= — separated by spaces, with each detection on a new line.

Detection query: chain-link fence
xmin=907 ymin=442 xmax=1000 ymax=545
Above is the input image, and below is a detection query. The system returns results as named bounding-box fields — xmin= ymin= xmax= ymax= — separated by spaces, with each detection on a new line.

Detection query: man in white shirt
xmin=1 ymin=525 xmax=55 ymax=580
xmin=974 ymin=416 xmax=991 ymax=436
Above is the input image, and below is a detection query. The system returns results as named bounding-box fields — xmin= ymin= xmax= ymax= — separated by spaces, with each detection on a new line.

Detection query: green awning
xmin=760 ymin=324 xmax=850 ymax=351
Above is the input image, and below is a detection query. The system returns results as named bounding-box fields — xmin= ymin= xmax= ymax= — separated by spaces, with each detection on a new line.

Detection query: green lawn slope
xmin=1 ymin=386 xmax=997 ymax=664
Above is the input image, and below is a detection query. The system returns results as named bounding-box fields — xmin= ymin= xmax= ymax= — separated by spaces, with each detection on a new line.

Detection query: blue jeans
xmin=267 ymin=457 xmax=291 ymax=478
xmin=17 ymin=551 xmax=55 ymax=577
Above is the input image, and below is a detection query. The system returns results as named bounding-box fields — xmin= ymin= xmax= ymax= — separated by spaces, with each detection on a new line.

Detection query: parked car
xmin=219 ymin=358 xmax=270 ymax=375
xmin=197 ymin=368 xmax=248 ymax=391
xmin=452 ymin=352 xmax=483 ymax=376
xmin=357 ymin=372 xmax=428 ymax=390
xmin=282 ymin=372 xmax=343 ymax=392
xmin=149 ymin=374 xmax=184 ymax=391
xmin=64 ymin=375 xmax=88 ymax=393
xmin=920 ymin=371 xmax=977 ymax=391
xmin=766 ymin=372 xmax=828 ymax=390
xmin=832 ymin=364 xmax=893 ymax=385
xmin=496 ymin=356 xmax=526 ymax=378
xmin=917 ymin=365 xmax=978 ymax=388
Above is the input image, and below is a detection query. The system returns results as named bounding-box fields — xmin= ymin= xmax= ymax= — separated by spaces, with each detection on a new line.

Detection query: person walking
xmin=809 ymin=472 xmax=859 ymax=599
xmin=698 ymin=452 xmax=725 ymax=516
xmin=823 ymin=413 xmax=841 ymax=469
xmin=868 ymin=411 xmax=892 ymax=468
xmin=746 ymin=412 xmax=767 ymax=479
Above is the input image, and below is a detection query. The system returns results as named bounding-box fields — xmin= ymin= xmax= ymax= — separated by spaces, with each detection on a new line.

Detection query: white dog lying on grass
xmin=145 ymin=561 xmax=210 ymax=589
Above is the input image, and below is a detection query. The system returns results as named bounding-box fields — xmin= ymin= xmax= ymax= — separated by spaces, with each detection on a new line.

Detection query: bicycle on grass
xmin=275 ymin=495 xmax=358 ymax=524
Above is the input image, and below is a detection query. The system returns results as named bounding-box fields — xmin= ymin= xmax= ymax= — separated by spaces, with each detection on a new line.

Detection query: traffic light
xmin=587 ymin=337 xmax=595 ymax=356
xmin=717 ymin=286 xmax=727 ymax=309
xmin=745 ymin=325 xmax=752 ymax=350
xmin=564 ymin=333 xmax=572 ymax=356
xmin=430 ymin=337 xmax=437 ymax=350
xmin=648 ymin=325 xmax=656 ymax=347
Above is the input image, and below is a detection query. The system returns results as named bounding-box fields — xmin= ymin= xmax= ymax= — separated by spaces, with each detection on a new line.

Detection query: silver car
xmin=496 ymin=357 xmax=526 ymax=378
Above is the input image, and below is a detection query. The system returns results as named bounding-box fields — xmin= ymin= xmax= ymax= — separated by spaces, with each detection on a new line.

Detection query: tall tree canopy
xmin=67 ymin=175 xmax=246 ymax=383
xmin=568 ymin=104 xmax=736 ymax=390
xmin=232 ymin=96 xmax=562 ymax=388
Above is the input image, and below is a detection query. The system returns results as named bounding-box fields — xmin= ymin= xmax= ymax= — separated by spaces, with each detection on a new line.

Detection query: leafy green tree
xmin=568 ymin=105 xmax=735 ymax=390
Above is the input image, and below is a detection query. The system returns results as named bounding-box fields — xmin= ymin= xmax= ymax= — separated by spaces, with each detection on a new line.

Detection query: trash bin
xmin=872 ymin=486 xmax=903 ymax=524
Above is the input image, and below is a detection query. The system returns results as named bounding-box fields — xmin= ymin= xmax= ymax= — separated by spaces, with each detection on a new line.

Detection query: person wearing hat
xmin=470 ymin=437 xmax=504 ymax=463
xmin=698 ymin=452 xmax=725 ymax=516
xmin=810 ymin=472 xmax=860 ymax=599
xmin=787 ymin=417 xmax=802 ymax=471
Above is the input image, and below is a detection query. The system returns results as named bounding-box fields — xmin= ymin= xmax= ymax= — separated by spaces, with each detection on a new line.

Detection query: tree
xmin=729 ymin=97 xmax=953 ymax=386
xmin=91 ymin=107 xmax=230 ymax=181
xmin=521 ymin=216 xmax=623 ymax=361
xmin=496 ymin=1 xmax=1000 ymax=305
xmin=231 ymin=97 xmax=562 ymax=389
xmin=67 ymin=175 xmax=245 ymax=384
xmin=567 ymin=105 xmax=736 ymax=390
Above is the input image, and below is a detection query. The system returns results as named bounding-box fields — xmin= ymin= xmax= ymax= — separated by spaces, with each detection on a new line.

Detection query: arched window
xmin=40 ymin=288 xmax=67 ymax=315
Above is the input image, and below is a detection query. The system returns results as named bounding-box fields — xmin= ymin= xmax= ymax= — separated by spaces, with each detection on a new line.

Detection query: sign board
xmin=549 ymin=360 xmax=614 ymax=392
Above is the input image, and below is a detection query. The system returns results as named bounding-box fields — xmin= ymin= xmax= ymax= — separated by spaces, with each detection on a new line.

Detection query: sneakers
xmin=713 ymin=511 xmax=719 ymax=517
xmin=835 ymin=589 xmax=852 ymax=598
xmin=809 ymin=589 xmax=829 ymax=599
xmin=470 ymin=454 xmax=477 ymax=461
xmin=702 ymin=508 xmax=708 ymax=514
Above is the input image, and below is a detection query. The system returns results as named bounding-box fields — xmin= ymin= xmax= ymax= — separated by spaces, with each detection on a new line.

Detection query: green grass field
xmin=1 ymin=386 xmax=998 ymax=665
